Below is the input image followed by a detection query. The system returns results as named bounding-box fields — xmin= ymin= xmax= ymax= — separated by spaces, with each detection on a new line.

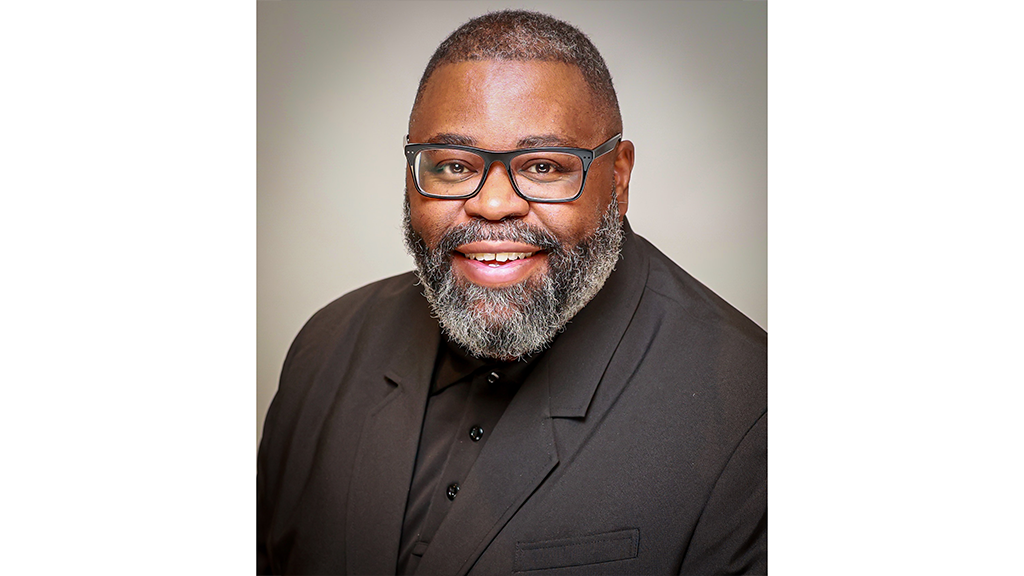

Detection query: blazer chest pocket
xmin=513 ymin=528 xmax=639 ymax=572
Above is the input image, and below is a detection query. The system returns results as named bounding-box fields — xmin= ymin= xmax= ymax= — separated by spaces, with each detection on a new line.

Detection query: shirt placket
xmin=409 ymin=368 xmax=514 ymax=562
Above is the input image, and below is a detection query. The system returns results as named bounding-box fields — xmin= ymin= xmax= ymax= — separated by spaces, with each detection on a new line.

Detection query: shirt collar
xmin=430 ymin=338 xmax=543 ymax=395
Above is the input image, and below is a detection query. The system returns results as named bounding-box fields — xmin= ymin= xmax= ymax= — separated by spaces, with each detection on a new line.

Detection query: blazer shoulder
xmin=288 ymin=272 xmax=421 ymax=355
xmin=636 ymin=234 xmax=766 ymax=350
xmin=626 ymin=234 xmax=766 ymax=421
xmin=274 ymin=271 xmax=425 ymax=393
xmin=304 ymin=271 xmax=420 ymax=330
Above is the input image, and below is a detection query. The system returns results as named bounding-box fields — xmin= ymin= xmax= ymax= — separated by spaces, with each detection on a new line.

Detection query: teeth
xmin=462 ymin=251 xmax=534 ymax=262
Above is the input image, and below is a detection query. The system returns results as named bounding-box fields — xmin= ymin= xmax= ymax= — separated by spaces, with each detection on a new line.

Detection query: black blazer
xmin=258 ymin=223 xmax=767 ymax=575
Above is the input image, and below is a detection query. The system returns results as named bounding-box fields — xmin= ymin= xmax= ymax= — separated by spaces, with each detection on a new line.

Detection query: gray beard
xmin=402 ymin=195 xmax=624 ymax=360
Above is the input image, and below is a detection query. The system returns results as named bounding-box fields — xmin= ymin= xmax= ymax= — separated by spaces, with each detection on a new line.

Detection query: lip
xmin=453 ymin=242 xmax=546 ymax=288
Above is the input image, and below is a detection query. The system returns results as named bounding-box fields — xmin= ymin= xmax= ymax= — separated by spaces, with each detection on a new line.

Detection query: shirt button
xmin=469 ymin=425 xmax=484 ymax=441
xmin=487 ymin=371 xmax=500 ymax=384
xmin=446 ymin=483 xmax=460 ymax=500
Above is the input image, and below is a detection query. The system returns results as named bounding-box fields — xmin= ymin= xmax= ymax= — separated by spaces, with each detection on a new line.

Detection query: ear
xmin=612 ymin=139 xmax=635 ymax=219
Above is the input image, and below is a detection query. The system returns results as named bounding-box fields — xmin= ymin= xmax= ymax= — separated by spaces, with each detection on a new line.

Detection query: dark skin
xmin=407 ymin=60 xmax=635 ymax=291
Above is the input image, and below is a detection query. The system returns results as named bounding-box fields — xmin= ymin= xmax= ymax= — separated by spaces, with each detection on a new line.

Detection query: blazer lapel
xmin=414 ymin=361 xmax=559 ymax=576
xmin=345 ymin=295 xmax=439 ymax=576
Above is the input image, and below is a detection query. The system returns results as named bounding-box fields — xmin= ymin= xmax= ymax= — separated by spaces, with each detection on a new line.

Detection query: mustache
xmin=435 ymin=219 xmax=561 ymax=255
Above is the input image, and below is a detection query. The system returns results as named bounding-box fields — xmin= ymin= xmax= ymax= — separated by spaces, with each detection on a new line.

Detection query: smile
xmin=459 ymin=251 xmax=536 ymax=265
xmin=452 ymin=243 xmax=546 ymax=287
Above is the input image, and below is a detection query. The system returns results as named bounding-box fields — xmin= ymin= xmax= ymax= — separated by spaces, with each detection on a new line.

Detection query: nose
xmin=463 ymin=161 xmax=530 ymax=221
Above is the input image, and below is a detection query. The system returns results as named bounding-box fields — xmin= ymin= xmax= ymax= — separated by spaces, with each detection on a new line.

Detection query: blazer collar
xmin=544 ymin=218 xmax=650 ymax=418
xmin=384 ymin=285 xmax=442 ymax=390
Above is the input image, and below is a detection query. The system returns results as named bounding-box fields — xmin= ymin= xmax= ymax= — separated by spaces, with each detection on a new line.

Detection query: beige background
xmin=257 ymin=0 xmax=766 ymax=445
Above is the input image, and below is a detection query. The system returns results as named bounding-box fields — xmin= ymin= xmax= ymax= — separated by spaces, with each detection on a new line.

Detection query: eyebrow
xmin=426 ymin=133 xmax=476 ymax=146
xmin=516 ymin=134 xmax=573 ymax=148
xmin=423 ymin=133 xmax=575 ymax=149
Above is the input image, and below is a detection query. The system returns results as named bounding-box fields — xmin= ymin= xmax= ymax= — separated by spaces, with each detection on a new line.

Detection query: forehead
xmin=410 ymin=60 xmax=602 ymax=149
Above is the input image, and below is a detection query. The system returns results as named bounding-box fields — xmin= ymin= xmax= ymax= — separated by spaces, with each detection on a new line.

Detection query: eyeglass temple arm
xmin=594 ymin=133 xmax=622 ymax=158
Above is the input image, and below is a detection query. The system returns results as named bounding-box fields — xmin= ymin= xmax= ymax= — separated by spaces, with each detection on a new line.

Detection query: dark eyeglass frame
xmin=404 ymin=133 xmax=621 ymax=203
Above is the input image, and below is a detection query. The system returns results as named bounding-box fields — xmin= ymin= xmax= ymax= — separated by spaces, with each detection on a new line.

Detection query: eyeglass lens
xmin=413 ymin=149 xmax=585 ymax=200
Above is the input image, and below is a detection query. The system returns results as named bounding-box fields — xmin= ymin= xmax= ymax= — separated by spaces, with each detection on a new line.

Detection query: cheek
xmin=534 ymin=189 xmax=611 ymax=245
xmin=408 ymin=193 xmax=465 ymax=248
xmin=533 ymin=206 xmax=599 ymax=246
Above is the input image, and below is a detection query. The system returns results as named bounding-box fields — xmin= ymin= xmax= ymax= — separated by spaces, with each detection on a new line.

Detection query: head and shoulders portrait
xmin=258 ymin=3 xmax=766 ymax=574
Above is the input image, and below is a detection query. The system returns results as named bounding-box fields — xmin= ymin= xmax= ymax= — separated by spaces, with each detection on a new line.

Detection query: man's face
xmin=404 ymin=59 xmax=634 ymax=359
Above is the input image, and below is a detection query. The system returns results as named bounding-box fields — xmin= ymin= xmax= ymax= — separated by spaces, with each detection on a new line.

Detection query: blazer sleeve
xmin=679 ymin=412 xmax=767 ymax=575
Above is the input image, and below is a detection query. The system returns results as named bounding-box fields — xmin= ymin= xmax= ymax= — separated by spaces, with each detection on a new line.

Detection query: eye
xmin=435 ymin=161 xmax=475 ymax=176
xmin=523 ymin=160 xmax=563 ymax=174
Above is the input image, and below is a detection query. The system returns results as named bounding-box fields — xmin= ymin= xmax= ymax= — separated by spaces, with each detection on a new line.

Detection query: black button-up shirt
xmin=396 ymin=340 xmax=541 ymax=575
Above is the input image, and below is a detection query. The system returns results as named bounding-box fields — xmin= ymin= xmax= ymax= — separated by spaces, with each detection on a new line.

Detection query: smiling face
xmin=404 ymin=59 xmax=635 ymax=359
xmin=408 ymin=60 xmax=632 ymax=284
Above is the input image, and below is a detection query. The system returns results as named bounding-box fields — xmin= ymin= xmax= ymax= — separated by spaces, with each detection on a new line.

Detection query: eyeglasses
xmin=404 ymin=134 xmax=621 ymax=203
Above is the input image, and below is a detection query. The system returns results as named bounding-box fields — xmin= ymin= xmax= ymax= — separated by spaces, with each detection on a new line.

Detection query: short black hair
xmin=412 ymin=10 xmax=622 ymax=134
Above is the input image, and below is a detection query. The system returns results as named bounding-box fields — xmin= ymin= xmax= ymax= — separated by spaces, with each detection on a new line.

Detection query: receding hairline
xmin=409 ymin=59 xmax=618 ymax=135
xmin=409 ymin=10 xmax=623 ymax=135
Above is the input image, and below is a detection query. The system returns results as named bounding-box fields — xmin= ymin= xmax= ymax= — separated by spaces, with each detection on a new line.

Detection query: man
xmin=258 ymin=10 xmax=766 ymax=575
